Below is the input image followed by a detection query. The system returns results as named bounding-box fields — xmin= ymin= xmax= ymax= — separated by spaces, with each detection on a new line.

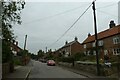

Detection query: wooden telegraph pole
xmin=24 ymin=35 xmax=27 ymax=50
xmin=92 ymin=1 xmax=100 ymax=76
xmin=23 ymin=35 xmax=27 ymax=65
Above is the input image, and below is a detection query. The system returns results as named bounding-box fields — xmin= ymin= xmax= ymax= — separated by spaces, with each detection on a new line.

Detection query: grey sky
xmin=13 ymin=0 xmax=119 ymax=54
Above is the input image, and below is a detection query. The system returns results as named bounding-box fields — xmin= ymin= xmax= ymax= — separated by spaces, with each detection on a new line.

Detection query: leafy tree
xmin=37 ymin=49 xmax=45 ymax=58
xmin=1 ymin=0 xmax=25 ymax=63
xmin=30 ymin=53 xmax=38 ymax=60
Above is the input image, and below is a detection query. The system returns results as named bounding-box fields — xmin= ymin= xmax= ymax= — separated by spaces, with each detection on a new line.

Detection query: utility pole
xmin=24 ymin=35 xmax=27 ymax=50
xmin=46 ymin=47 xmax=47 ymax=53
xmin=92 ymin=1 xmax=100 ymax=76
xmin=23 ymin=35 xmax=27 ymax=65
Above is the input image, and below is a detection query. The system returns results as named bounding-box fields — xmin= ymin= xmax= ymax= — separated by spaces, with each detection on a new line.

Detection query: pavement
xmin=2 ymin=60 xmax=33 ymax=80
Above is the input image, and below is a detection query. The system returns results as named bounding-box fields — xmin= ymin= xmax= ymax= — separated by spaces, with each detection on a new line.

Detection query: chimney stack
xmin=65 ymin=41 xmax=68 ymax=45
xmin=75 ymin=37 xmax=78 ymax=41
xmin=16 ymin=41 xmax=18 ymax=46
xmin=88 ymin=33 xmax=91 ymax=37
xmin=13 ymin=40 xmax=15 ymax=44
xmin=109 ymin=20 xmax=116 ymax=28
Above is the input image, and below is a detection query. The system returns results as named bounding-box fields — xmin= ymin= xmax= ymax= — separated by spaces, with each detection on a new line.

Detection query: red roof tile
xmin=83 ymin=25 xmax=120 ymax=44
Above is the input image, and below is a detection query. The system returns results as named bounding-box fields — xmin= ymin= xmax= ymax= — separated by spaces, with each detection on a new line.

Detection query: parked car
xmin=39 ymin=59 xmax=47 ymax=63
xmin=47 ymin=60 xmax=56 ymax=66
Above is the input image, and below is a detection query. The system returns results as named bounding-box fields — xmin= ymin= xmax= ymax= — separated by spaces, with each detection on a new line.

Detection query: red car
xmin=47 ymin=60 xmax=56 ymax=66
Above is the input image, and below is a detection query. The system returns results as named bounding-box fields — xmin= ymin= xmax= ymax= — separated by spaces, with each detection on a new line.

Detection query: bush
xmin=14 ymin=57 xmax=22 ymax=65
xmin=75 ymin=54 xmax=96 ymax=62
xmin=58 ymin=57 xmax=73 ymax=63
xmin=2 ymin=40 xmax=13 ymax=63
xmin=109 ymin=55 xmax=118 ymax=62
xmin=73 ymin=52 xmax=85 ymax=61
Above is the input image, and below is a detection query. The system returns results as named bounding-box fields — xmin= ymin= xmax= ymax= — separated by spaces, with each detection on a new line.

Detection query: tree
xmin=1 ymin=0 xmax=25 ymax=63
xmin=37 ymin=49 xmax=45 ymax=58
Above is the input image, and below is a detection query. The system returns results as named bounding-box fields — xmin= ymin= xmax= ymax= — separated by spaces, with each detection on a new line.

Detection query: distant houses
xmin=54 ymin=21 xmax=120 ymax=60
xmin=11 ymin=40 xmax=22 ymax=56
xmin=55 ymin=37 xmax=83 ymax=57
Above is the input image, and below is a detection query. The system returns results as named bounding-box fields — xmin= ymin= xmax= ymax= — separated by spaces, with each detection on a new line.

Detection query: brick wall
xmin=83 ymin=34 xmax=120 ymax=58
xmin=71 ymin=42 xmax=83 ymax=55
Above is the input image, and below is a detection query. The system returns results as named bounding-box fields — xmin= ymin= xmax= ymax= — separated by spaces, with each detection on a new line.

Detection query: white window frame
xmin=113 ymin=37 xmax=120 ymax=44
xmin=104 ymin=50 xmax=108 ymax=55
xmin=92 ymin=42 xmax=95 ymax=47
xmin=98 ymin=40 xmax=104 ymax=46
xmin=113 ymin=48 xmax=120 ymax=55
xmin=93 ymin=51 xmax=96 ymax=55
xmin=84 ymin=51 xmax=86 ymax=55
xmin=84 ymin=44 xmax=86 ymax=49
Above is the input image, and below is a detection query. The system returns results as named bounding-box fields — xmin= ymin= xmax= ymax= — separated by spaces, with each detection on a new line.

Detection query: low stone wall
xmin=58 ymin=61 xmax=118 ymax=76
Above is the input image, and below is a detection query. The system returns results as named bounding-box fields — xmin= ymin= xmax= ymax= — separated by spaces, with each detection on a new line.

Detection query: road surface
xmin=28 ymin=60 xmax=86 ymax=78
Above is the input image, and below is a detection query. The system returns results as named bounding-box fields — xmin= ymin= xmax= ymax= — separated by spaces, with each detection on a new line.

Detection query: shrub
xmin=58 ymin=57 xmax=73 ymax=63
xmin=14 ymin=57 xmax=22 ymax=65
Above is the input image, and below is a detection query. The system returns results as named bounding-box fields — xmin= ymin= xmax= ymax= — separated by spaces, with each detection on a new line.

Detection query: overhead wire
xmin=48 ymin=1 xmax=95 ymax=48
xmin=96 ymin=3 xmax=117 ymax=9
xmin=22 ymin=3 xmax=90 ymax=25
xmin=97 ymin=9 xmax=119 ymax=18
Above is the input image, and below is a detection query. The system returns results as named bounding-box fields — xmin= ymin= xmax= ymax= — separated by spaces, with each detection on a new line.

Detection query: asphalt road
xmin=28 ymin=60 xmax=86 ymax=78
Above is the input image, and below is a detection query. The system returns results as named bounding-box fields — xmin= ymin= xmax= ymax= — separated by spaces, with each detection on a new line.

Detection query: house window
xmin=84 ymin=51 xmax=86 ymax=55
xmin=113 ymin=48 xmax=120 ymax=55
xmin=98 ymin=40 xmax=104 ymax=46
xmin=113 ymin=37 xmax=120 ymax=44
xmin=93 ymin=51 xmax=96 ymax=55
xmin=84 ymin=44 xmax=86 ymax=48
xmin=104 ymin=50 xmax=108 ymax=55
xmin=92 ymin=42 xmax=95 ymax=47
xmin=87 ymin=51 xmax=90 ymax=55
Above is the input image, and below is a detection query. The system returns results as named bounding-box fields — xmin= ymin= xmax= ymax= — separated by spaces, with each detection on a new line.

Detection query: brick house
xmin=56 ymin=37 xmax=83 ymax=57
xmin=11 ymin=41 xmax=22 ymax=56
xmin=82 ymin=21 xmax=120 ymax=60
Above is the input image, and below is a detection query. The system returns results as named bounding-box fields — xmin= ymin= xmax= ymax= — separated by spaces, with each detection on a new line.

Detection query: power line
xmin=96 ymin=3 xmax=117 ymax=9
xmin=22 ymin=3 xmax=90 ymax=25
xmin=48 ymin=1 xmax=94 ymax=48
xmin=97 ymin=9 xmax=119 ymax=18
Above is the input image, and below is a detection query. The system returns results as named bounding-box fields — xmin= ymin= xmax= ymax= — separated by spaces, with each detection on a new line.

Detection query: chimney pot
xmin=109 ymin=20 xmax=116 ymax=28
xmin=16 ymin=41 xmax=18 ymax=46
xmin=65 ymin=41 xmax=68 ymax=45
xmin=88 ymin=33 xmax=91 ymax=37
xmin=75 ymin=37 xmax=78 ymax=41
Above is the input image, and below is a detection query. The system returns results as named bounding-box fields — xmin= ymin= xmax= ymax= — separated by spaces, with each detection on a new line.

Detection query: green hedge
xmin=58 ymin=57 xmax=74 ymax=63
xmin=14 ymin=57 xmax=22 ymax=65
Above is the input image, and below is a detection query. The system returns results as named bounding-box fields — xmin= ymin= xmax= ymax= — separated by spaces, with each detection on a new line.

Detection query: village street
xmin=28 ymin=60 xmax=87 ymax=79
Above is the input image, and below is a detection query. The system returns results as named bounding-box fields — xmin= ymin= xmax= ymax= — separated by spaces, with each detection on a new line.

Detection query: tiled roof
xmin=63 ymin=41 xmax=77 ymax=48
xmin=11 ymin=43 xmax=22 ymax=51
xmin=83 ymin=25 xmax=120 ymax=44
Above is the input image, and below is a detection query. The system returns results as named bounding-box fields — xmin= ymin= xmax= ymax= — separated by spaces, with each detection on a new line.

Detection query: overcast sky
xmin=13 ymin=0 xmax=120 ymax=54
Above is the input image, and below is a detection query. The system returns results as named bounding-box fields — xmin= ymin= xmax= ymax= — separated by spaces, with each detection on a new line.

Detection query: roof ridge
xmin=83 ymin=25 xmax=120 ymax=44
